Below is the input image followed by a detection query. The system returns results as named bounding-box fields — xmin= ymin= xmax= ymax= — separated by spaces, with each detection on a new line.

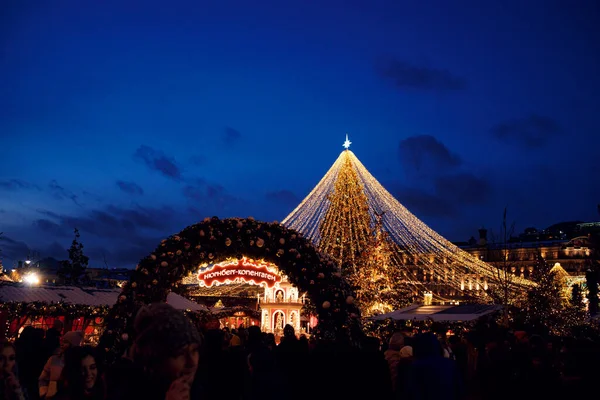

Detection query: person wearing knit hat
xmin=124 ymin=303 xmax=202 ymax=400
xmin=39 ymin=331 xmax=83 ymax=399
xmin=60 ymin=331 xmax=84 ymax=350
xmin=384 ymin=332 xmax=405 ymax=393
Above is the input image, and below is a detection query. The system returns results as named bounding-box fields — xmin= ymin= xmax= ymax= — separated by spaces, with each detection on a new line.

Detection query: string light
xmin=282 ymin=148 xmax=534 ymax=307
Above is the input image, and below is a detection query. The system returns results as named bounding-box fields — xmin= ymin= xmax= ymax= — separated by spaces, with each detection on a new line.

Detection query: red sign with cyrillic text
xmin=198 ymin=258 xmax=281 ymax=288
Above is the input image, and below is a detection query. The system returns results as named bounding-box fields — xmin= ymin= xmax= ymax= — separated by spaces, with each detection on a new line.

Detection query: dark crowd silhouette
xmin=1 ymin=303 xmax=599 ymax=400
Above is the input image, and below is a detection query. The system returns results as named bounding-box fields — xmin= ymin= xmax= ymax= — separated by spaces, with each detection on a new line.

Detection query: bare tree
xmin=102 ymin=251 xmax=110 ymax=269
xmin=0 ymin=232 xmax=3 ymax=272
xmin=488 ymin=209 xmax=527 ymax=325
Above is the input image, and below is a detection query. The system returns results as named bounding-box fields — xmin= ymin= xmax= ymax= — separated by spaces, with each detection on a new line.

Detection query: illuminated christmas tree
xmin=283 ymin=135 xmax=533 ymax=309
xmin=525 ymin=252 xmax=567 ymax=335
xmin=346 ymin=212 xmax=415 ymax=316
xmin=567 ymin=283 xmax=586 ymax=325
xmin=315 ymin=140 xmax=415 ymax=316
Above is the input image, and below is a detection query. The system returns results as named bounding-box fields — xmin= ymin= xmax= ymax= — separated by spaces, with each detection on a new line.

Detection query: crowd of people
xmin=1 ymin=303 xmax=598 ymax=400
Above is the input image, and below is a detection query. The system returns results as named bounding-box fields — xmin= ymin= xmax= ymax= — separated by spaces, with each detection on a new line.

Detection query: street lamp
xmin=23 ymin=272 xmax=40 ymax=285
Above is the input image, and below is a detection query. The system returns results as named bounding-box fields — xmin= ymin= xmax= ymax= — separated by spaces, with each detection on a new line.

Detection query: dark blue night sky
xmin=1 ymin=0 xmax=599 ymax=269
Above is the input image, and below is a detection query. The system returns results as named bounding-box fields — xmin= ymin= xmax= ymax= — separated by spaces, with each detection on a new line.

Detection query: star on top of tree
xmin=343 ymin=134 xmax=352 ymax=149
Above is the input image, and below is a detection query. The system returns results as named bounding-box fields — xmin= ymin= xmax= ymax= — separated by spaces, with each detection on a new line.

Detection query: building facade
xmin=458 ymin=228 xmax=590 ymax=279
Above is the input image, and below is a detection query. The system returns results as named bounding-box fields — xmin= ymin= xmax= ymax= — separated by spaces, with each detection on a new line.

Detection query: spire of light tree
xmin=282 ymin=135 xmax=533 ymax=306
xmin=317 ymin=146 xmax=371 ymax=267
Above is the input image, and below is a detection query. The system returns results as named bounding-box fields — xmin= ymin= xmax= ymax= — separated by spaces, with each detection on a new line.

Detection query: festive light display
xmin=282 ymin=138 xmax=534 ymax=307
xmin=101 ymin=217 xmax=363 ymax=360
xmin=197 ymin=257 xmax=282 ymax=288
xmin=0 ymin=302 xmax=110 ymax=340
xmin=318 ymin=151 xmax=372 ymax=266
xmin=345 ymin=212 xmax=415 ymax=316
xmin=522 ymin=254 xmax=577 ymax=335
xmin=0 ymin=302 xmax=110 ymax=319
xmin=186 ymin=306 xmax=262 ymax=328
xmin=549 ymin=262 xmax=570 ymax=300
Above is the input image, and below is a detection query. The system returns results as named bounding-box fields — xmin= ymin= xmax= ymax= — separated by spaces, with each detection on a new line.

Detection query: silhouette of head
xmin=283 ymin=324 xmax=295 ymax=338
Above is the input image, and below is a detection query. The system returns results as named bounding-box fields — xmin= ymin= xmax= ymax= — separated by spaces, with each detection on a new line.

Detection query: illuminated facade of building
xmin=386 ymin=229 xmax=591 ymax=300
xmin=457 ymin=228 xmax=591 ymax=277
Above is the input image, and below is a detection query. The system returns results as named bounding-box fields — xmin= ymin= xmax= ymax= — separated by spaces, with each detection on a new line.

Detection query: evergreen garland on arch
xmin=101 ymin=217 xmax=362 ymax=358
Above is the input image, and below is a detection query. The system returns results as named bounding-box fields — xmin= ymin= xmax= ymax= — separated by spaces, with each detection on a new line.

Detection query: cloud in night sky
xmin=0 ymin=179 xmax=41 ymax=191
xmin=378 ymin=58 xmax=467 ymax=91
xmin=389 ymin=173 xmax=490 ymax=220
xmin=134 ymin=145 xmax=182 ymax=180
xmin=434 ymin=173 xmax=492 ymax=205
xmin=394 ymin=185 xmax=457 ymax=218
xmin=491 ymin=114 xmax=562 ymax=148
xmin=182 ymin=179 xmax=241 ymax=213
xmin=33 ymin=219 xmax=71 ymax=238
xmin=99 ymin=238 xmax=163 ymax=268
xmin=104 ymin=204 xmax=176 ymax=232
xmin=116 ymin=180 xmax=144 ymax=196
xmin=37 ymin=204 xmax=174 ymax=237
xmin=48 ymin=180 xmax=81 ymax=206
xmin=0 ymin=235 xmax=30 ymax=263
xmin=398 ymin=135 xmax=462 ymax=179
xmin=44 ymin=241 xmax=68 ymax=260
xmin=188 ymin=155 xmax=206 ymax=166
xmin=393 ymin=136 xmax=492 ymax=226
xmin=265 ymin=190 xmax=300 ymax=207
xmin=30 ymin=204 xmax=182 ymax=267
xmin=222 ymin=126 xmax=242 ymax=146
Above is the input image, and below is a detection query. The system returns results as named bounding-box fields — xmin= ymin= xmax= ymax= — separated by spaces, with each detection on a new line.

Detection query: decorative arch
xmin=101 ymin=217 xmax=361 ymax=355
xmin=272 ymin=310 xmax=285 ymax=332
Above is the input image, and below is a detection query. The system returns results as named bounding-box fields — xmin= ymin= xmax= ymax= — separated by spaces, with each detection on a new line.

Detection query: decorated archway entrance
xmin=102 ymin=217 xmax=361 ymax=354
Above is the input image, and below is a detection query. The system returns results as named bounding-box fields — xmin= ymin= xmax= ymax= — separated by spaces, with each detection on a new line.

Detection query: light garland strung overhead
xmin=282 ymin=135 xmax=534 ymax=308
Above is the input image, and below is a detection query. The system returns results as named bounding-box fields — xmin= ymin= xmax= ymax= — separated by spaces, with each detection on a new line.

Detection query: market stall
xmin=0 ymin=282 xmax=207 ymax=342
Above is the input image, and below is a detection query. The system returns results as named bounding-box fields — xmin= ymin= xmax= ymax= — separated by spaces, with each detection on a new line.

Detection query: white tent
xmin=0 ymin=283 xmax=208 ymax=312
xmin=371 ymin=304 xmax=502 ymax=322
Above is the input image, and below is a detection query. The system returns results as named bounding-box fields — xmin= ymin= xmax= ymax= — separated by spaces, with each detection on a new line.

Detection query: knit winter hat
xmin=62 ymin=331 xmax=84 ymax=347
xmin=388 ymin=332 xmax=405 ymax=351
xmin=132 ymin=303 xmax=201 ymax=364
